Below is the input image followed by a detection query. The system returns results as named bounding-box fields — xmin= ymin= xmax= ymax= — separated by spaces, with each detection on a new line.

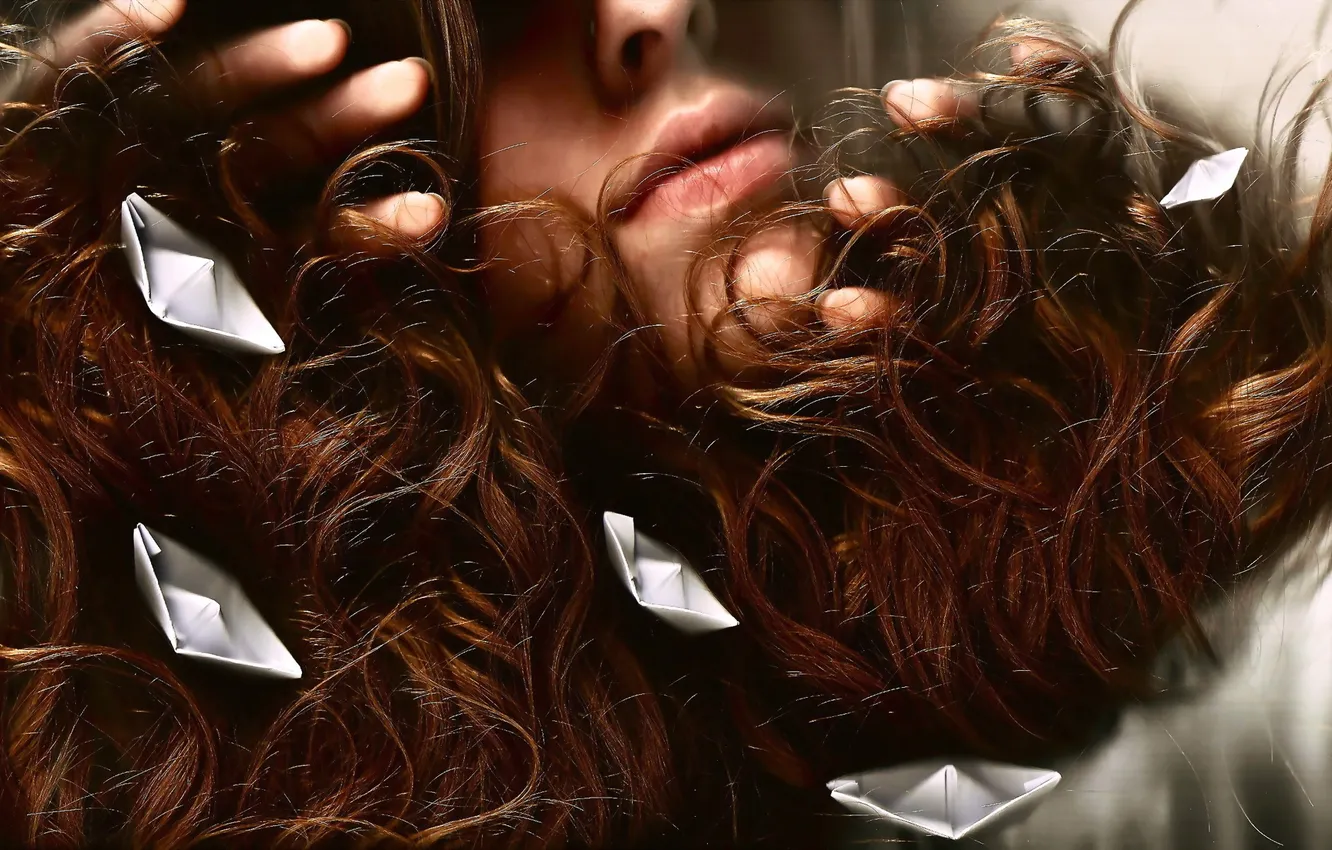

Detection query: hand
xmin=719 ymin=79 xmax=973 ymax=359
xmin=811 ymin=80 xmax=974 ymax=329
xmin=734 ymin=41 xmax=1072 ymax=352
xmin=11 ymin=0 xmax=444 ymax=253
xmin=633 ymin=79 xmax=964 ymax=388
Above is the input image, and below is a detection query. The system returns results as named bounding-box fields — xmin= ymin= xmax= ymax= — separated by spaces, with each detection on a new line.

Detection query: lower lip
xmin=635 ymin=133 xmax=793 ymax=221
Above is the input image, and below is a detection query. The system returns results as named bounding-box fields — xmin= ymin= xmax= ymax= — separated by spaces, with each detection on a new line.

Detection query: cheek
xmin=475 ymin=52 xmax=610 ymax=210
xmin=474 ymin=66 xmax=621 ymax=337
xmin=476 ymin=86 xmax=553 ymax=207
xmin=478 ymin=212 xmax=621 ymax=382
xmin=478 ymin=212 xmax=589 ymax=334
xmin=475 ymin=85 xmax=603 ymax=335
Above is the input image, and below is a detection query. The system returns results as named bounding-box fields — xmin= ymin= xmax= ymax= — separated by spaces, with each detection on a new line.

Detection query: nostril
xmin=621 ymin=30 xmax=663 ymax=76
xmin=621 ymin=32 xmax=647 ymax=73
xmin=601 ymin=2 xmax=710 ymax=101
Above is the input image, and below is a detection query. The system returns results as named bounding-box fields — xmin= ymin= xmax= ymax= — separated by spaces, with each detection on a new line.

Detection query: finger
xmin=880 ymin=78 xmax=977 ymax=127
xmin=824 ymin=176 xmax=904 ymax=230
xmin=1010 ymin=38 xmax=1078 ymax=70
xmin=817 ymin=287 xmax=892 ymax=330
xmin=19 ymin=0 xmax=185 ymax=98
xmin=1011 ymin=40 xmax=1040 ymax=68
xmin=332 ymin=192 xmax=448 ymax=253
xmin=1005 ymin=40 xmax=1099 ymax=137
xmin=187 ymin=19 xmax=350 ymax=114
xmin=733 ymin=224 xmax=821 ymax=335
xmin=232 ymin=58 xmax=432 ymax=185
xmin=46 ymin=0 xmax=185 ymax=69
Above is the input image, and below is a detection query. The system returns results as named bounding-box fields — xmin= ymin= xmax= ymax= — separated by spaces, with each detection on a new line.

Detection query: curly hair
xmin=2 ymin=1 xmax=1332 ymax=848
xmin=566 ymin=8 xmax=1332 ymax=788
xmin=0 ymin=2 xmax=677 ymax=847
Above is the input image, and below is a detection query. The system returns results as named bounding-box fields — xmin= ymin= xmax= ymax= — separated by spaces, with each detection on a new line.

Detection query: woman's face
xmin=475 ymin=0 xmax=847 ymax=386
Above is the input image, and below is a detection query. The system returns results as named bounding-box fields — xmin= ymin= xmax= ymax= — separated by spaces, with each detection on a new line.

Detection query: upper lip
xmin=608 ymin=88 xmax=793 ymax=220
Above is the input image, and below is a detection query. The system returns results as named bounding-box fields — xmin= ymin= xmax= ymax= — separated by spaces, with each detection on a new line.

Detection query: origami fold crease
xmin=1160 ymin=147 xmax=1249 ymax=209
xmin=133 ymin=524 xmax=302 ymax=679
xmin=120 ymin=193 xmax=285 ymax=355
xmin=603 ymin=512 xmax=740 ymax=635
xmin=827 ymin=759 xmax=1061 ymax=840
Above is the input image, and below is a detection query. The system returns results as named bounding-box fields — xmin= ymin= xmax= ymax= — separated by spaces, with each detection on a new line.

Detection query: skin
xmin=28 ymin=0 xmax=978 ymax=384
xmin=17 ymin=0 xmax=445 ymax=251
xmin=475 ymin=0 xmax=1001 ymax=388
xmin=479 ymin=0 xmax=900 ymax=386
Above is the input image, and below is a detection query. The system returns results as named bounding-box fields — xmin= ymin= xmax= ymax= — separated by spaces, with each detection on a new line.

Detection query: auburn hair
xmin=568 ymin=7 xmax=1332 ymax=787
xmin=0 ymin=1 xmax=677 ymax=847
xmin=0 ymin=1 xmax=1330 ymax=847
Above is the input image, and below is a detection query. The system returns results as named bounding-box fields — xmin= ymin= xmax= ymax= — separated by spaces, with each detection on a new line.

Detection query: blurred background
xmin=710 ymin=0 xmax=1332 ymax=194
xmin=938 ymin=2 xmax=1329 ymax=187
xmin=905 ymin=0 xmax=1332 ymax=177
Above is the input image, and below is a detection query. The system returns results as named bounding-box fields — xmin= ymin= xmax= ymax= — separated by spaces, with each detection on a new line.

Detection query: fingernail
xmin=824 ymin=177 xmax=853 ymax=205
xmin=815 ymin=289 xmax=839 ymax=310
xmin=423 ymin=192 xmax=449 ymax=226
xmin=881 ymin=79 xmax=922 ymax=122
xmin=407 ymin=190 xmax=446 ymax=213
xmin=395 ymin=192 xmax=448 ymax=235
xmin=880 ymin=79 xmax=909 ymax=102
xmin=325 ymin=18 xmax=352 ymax=43
xmin=285 ymin=20 xmax=347 ymax=65
xmin=403 ymin=56 xmax=436 ymax=87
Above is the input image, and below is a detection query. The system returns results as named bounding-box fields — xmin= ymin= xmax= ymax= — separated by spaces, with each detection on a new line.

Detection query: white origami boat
xmin=828 ymin=759 xmax=1061 ymax=840
xmin=133 ymin=524 xmax=302 ymax=679
xmin=120 ymin=193 xmax=285 ymax=355
xmin=603 ymin=512 xmax=739 ymax=635
xmin=1160 ymin=148 xmax=1249 ymax=209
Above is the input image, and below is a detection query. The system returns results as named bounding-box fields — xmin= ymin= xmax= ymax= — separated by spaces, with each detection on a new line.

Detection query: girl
xmin=3 ymin=1 xmax=1331 ymax=847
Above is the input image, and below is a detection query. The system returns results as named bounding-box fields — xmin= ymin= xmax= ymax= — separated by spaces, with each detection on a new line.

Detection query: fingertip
xmin=825 ymin=178 xmax=857 ymax=228
xmin=326 ymin=19 xmax=353 ymax=44
xmin=345 ymin=192 xmax=447 ymax=249
xmin=282 ymin=19 xmax=350 ymax=75
xmin=735 ymin=239 xmax=819 ymax=334
xmin=881 ymin=78 xmax=973 ymax=124
xmin=818 ymin=287 xmax=889 ymax=329
xmin=1010 ymin=38 xmax=1074 ymax=70
xmin=402 ymin=56 xmax=436 ymax=92
xmin=825 ymin=176 xmax=903 ymax=229
xmin=391 ymin=191 xmax=448 ymax=239
xmin=112 ymin=0 xmax=186 ymax=35
xmin=363 ymin=59 xmax=432 ymax=120
xmin=879 ymin=79 xmax=908 ymax=120
xmin=1011 ymin=40 xmax=1037 ymax=68
xmin=734 ymin=245 xmax=789 ymax=300
xmin=882 ymin=79 xmax=934 ymax=123
xmin=244 ymin=59 xmax=433 ymax=179
xmin=48 ymin=0 xmax=185 ymax=70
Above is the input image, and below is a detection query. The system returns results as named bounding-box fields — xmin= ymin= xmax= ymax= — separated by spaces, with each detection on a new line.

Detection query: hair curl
xmin=0 ymin=2 xmax=677 ymax=847
xmin=2 ymin=1 xmax=1332 ymax=848
xmin=568 ymin=7 xmax=1332 ymax=787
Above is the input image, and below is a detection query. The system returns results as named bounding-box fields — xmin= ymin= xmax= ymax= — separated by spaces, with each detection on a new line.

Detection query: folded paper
xmin=828 ymin=760 xmax=1060 ymax=840
xmin=133 ymin=524 xmax=302 ymax=679
xmin=1160 ymin=148 xmax=1249 ymax=209
xmin=120 ymin=193 xmax=285 ymax=355
xmin=603 ymin=512 xmax=739 ymax=635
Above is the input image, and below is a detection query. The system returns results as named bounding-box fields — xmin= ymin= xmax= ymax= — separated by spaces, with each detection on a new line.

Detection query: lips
xmin=612 ymin=89 xmax=795 ymax=221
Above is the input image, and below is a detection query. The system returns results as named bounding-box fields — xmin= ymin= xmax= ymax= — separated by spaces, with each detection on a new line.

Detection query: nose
xmin=594 ymin=0 xmax=717 ymax=106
